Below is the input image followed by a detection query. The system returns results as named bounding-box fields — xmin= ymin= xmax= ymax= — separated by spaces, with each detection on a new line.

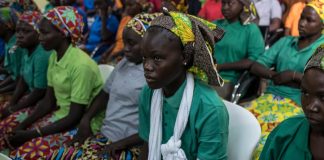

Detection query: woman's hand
xmin=98 ymin=141 xmax=126 ymax=159
xmin=67 ymin=117 xmax=92 ymax=146
xmin=272 ymin=71 xmax=294 ymax=85
xmin=7 ymin=130 xmax=37 ymax=149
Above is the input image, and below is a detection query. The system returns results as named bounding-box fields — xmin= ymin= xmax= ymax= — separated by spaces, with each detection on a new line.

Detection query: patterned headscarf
xmin=43 ymin=6 xmax=84 ymax=44
xmin=149 ymin=9 xmax=225 ymax=86
xmin=19 ymin=11 xmax=41 ymax=31
xmin=126 ymin=13 xmax=161 ymax=37
xmin=305 ymin=44 xmax=324 ymax=72
xmin=239 ymin=0 xmax=259 ymax=25
xmin=0 ymin=7 xmax=20 ymax=30
xmin=307 ymin=0 xmax=324 ymax=22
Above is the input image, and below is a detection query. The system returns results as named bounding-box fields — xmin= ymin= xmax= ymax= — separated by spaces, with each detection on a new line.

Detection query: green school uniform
xmin=139 ymin=78 xmax=229 ymax=160
xmin=4 ymin=35 xmax=26 ymax=80
xmin=257 ymin=35 xmax=324 ymax=105
xmin=21 ymin=44 xmax=51 ymax=91
xmin=260 ymin=115 xmax=312 ymax=160
xmin=213 ymin=20 xmax=265 ymax=83
xmin=47 ymin=45 xmax=103 ymax=132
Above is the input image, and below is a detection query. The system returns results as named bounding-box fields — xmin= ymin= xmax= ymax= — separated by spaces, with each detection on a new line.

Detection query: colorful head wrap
xmin=43 ymin=6 xmax=84 ymax=44
xmin=19 ymin=11 xmax=41 ymax=31
xmin=149 ymin=9 xmax=225 ymax=86
xmin=126 ymin=13 xmax=161 ymax=37
xmin=307 ymin=0 xmax=324 ymax=22
xmin=0 ymin=7 xmax=20 ymax=30
xmin=305 ymin=44 xmax=324 ymax=72
xmin=239 ymin=0 xmax=259 ymax=25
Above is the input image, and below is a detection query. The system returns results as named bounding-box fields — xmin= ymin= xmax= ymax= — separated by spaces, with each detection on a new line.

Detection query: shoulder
xmin=276 ymin=115 xmax=307 ymax=130
xmin=34 ymin=45 xmax=52 ymax=59
xmin=268 ymin=115 xmax=308 ymax=140
xmin=193 ymin=79 xmax=227 ymax=113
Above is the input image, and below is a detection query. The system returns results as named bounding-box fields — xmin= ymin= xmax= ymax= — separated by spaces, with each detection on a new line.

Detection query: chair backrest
xmin=98 ymin=64 xmax=115 ymax=82
xmin=223 ymin=100 xmax=261 ymax=160
xmin=0 ymin=153 xmax=11 ymax=160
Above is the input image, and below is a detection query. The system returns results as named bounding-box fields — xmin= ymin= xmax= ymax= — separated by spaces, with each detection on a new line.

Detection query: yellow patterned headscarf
xmin=126 ymin=13 xmax=161 ymax=37
xmin=239 ymin=0 xmax=259 ymax=25
xmin=149 ymin=9 xmax=225 ymax=86
xmin=307 ymin=0 xmax=324 ymax=22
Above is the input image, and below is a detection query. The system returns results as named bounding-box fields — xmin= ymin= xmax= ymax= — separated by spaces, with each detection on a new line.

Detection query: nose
xmin=299 ymin=19 xmax=307 ymax=28
xmin=307 ymin=100 xmax=320 ymax=113
xmin=143 ymin=59 xmax=153 ymax=72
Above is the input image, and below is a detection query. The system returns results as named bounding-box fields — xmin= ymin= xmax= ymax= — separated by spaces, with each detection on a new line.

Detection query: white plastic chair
xmin=0 ymin=153 xmax=11 ymax=160
xmin=98 ymin=65 xmax=114 ymax=82
xmin=223 ymin=100 xmax=261 ymax=160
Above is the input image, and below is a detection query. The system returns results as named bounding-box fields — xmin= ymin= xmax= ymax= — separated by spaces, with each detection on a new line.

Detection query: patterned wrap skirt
xmin=243 ymin=94 xmax=303 ymax=159
xmin=8 ymin=113 xmax=77 ymax=160
xmin=47 ymin=132 xmax=140 ymax=160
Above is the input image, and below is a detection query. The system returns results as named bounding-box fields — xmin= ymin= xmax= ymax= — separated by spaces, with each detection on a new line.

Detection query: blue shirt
xmin=84 ymin=0 xmax=94 ymax=10
xmin=86 ymin=15 xmax=119 ymax=52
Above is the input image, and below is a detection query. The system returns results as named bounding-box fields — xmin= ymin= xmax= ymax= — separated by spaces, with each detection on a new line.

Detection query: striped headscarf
xmin=149 ymin=9 xmax=225 ymax=86
xmin=0 ymin=7 xmax=20 ymax=30
xmin=239 ymin=0 xmax=259 ymax=25
xmin=43 ymin=6 xmax=84 ymax=44
xmin=126 ymin=13 xmax=161 ymax=37
xmin=19 ymin=11 xmax=41 ymax=31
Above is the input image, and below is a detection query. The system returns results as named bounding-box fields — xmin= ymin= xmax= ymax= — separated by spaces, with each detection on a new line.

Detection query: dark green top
xmin=257 ymin=35 xmax=324 ymax=105
xmin=213 ymin=20 xmax=265 ymax=83
xmin=139 ymin=78 xmax=229 ymax=160
xmin=260 ymin=114 xmax=312 ymax=160
xmin=20 ymin=44 xmax=51 ymax=91
xmin=4 ymin=35 xmax=26 ymax=80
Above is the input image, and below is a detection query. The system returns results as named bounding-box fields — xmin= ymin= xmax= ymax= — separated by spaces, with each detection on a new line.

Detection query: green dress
xmin=260 ymin=115 xmax=312 ymax=160
xmin=213 ymin=19 xmax=264 ymax=83
xmin=139 ymin=78 xmax=229 ymax=160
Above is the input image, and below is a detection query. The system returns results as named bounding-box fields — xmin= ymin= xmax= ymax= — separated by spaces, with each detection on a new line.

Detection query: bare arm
xmin=218 ymin=59 xmax=255 ymax=71
xmin=250 ymin=62 xmax=277 ymax=79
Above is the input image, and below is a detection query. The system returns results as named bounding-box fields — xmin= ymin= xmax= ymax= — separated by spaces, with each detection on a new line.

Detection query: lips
xmin=144 ymin=73 xmax=156 ymax=83
xmin=306 ymin=115 xmax=321 ymax=124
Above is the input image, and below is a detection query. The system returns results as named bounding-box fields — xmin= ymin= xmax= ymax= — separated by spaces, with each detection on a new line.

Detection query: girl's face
xmin=122 ymin=27 xmax=143 ymax=64
xmin=16 ymin=20 xmax=38 ymax=48
xmin=142 ymin=27 xmax=186 ymax=89
xmin=298 ymin=6 xmax=324 ymax=38
xmin=38 ymin=18 xmax=65 ymax=51
xmin=221 ymin=0 xmax=243 ymax=22
xmin=301 ymin=68 xmax=324 ymax=132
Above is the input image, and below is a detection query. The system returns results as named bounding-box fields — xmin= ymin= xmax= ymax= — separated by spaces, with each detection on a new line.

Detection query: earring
xmin=184 ymin=62 xmax=187 ymax=66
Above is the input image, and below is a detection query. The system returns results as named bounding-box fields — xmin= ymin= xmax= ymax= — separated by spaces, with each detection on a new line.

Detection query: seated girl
xmin=83 ymin=0 xmax=119 ymax=60
xmin=0 ymin=7 xmax=27 ymax=115
xmin=245 ymin=0 xmax=324 ymax=157
xmin=260 ymin=43 xmax=324 ymax=160
xmin=46 ymin=13 xmax=160 ymax=160
xmin=139 ymin=9 xmax=229 ymax=159
xmin=4 ymin=6 xmax=103 ymax=159
xmin=0 ymin=11 xmax=51 ymax=152
xmin=213 ymin=0 xmax=265 ymax=99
